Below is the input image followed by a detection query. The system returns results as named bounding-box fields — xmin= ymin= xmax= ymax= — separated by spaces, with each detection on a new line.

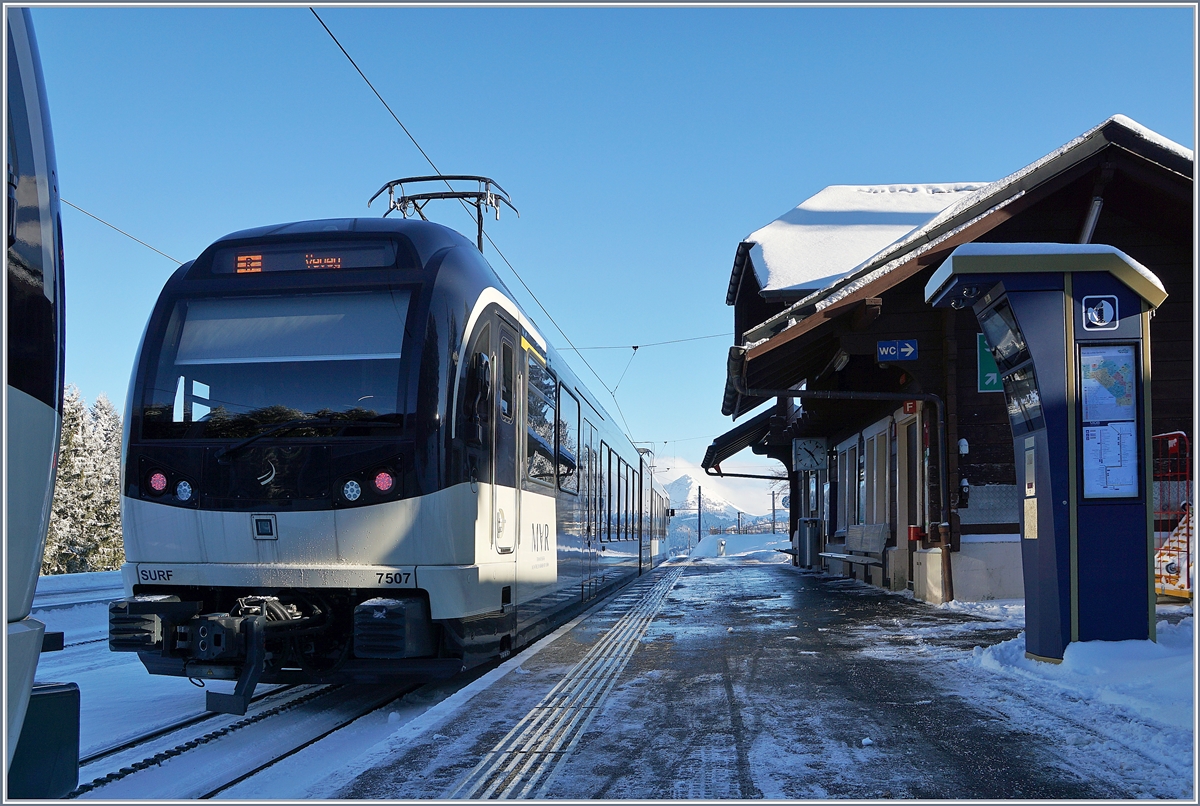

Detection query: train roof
xmin=186 ymin=216 xmax=649 ymax=476
xmin=208 ymin=217 xmax=475 ymax=264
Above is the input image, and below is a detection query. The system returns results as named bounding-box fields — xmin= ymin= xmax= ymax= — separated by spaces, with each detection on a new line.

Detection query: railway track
xmin=71 ymin=682 xmax=413 ymax=799
xmin=77 ymin=685 xmax=301 ymax=769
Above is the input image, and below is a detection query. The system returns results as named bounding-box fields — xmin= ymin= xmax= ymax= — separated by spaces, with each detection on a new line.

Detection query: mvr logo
xmin=530 ymin=523 xmax=552 ymax=553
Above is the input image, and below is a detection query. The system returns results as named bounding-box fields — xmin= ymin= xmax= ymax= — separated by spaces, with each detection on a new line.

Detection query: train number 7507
xmin=376 ymin=572 xmax=412 ymax=585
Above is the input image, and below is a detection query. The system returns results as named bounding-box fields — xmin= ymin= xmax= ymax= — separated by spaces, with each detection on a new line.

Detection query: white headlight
xmin=343 ymin=480 xmax=362 ymax=502
xmin=176 ymin=480 xmax=193 ymax=502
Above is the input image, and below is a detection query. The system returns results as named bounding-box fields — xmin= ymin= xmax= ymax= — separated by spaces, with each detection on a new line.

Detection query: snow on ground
xmin=965 ymin=614 xmax=1194 ymax=730
xmin=690 ymin=532 xmax=792 ymax=561
xmin=951 ymin=616 xmax=1195 ymax=799
xmin=935 ymin=596 xmax=1028 ymax=630
xmin=28 ymin=550 xmax=1196 ymax=798
xmin=34 ymin=569 xmax=122 ymax=596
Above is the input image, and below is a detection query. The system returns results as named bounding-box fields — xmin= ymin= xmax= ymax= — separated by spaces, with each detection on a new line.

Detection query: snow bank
xmin=691 ymin=532 xmax=792 ymax=563
xmin=35 ymin=569 xmax=122 ymax=594
xmin=936 ymin=597 xmax=1026 ymax=630
xmin=964 ymin=617 xmax=1194 ymax=731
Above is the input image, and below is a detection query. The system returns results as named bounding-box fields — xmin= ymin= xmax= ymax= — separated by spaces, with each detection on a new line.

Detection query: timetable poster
xmin=1079 ymin=344 xmax=1138 ymax=499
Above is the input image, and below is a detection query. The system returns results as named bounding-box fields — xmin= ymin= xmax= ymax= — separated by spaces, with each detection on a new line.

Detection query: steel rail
xmin=200 ymin=682 xmax=421 ymax=798
xmin=78 ymin=685 xmax=301 ymax=767
xmin=71 ymin=683 xmax=411 ymax=799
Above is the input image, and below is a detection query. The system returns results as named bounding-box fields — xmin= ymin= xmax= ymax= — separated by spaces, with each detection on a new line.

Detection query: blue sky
xmin=29 ymin=5 xmax=1194 ymax=512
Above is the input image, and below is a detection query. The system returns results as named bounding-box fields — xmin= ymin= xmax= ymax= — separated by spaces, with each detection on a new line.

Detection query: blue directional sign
xmin=876 ymin=339 xmax=919 ymax=362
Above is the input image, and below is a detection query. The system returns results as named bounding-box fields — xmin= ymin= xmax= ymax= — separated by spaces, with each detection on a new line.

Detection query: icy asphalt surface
xmin=304 ymin=557 xmax=1190 ymax=800
xmin=36 ymin=557 xmax=1192 ymax=799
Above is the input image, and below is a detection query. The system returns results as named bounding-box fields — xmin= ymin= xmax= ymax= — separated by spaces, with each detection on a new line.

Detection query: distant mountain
xmin=663 ymin=474 xmax=776 ymax=538
xmin=663 ymin=474 xmax=741 ymax=520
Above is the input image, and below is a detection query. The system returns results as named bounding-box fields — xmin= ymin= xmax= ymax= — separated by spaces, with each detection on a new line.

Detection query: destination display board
xmin=1079 ymin=344 xmax=1138 ymax=498
xmin=211 ymin=240 xmax=398 ymax=274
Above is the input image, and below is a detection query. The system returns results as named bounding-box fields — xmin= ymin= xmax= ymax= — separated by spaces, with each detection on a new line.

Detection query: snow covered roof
xmin=741 ymin=114 xmax=1193 ymax=346
xmin=733 ymin=183 xmax=986 ymax=302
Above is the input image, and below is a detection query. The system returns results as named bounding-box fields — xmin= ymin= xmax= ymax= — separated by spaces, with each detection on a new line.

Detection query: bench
xmin=819 ymin=523 xmax=889 ymax=569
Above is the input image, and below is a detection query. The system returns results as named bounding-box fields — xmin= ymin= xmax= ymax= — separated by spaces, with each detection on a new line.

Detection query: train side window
xmin=500 ymin=342 xmax=514 ymax=421
xmin=614 ymin=455 xmax=621 ymax=540
xmin=462 ymin=323 xmax=490 ymax=446
xmin=557 ymin=387 xmax=579 ymax=494
xmin=629 ymin=468 xmax=636 ymax=540
xmin=600 ymin=444 xmax=607 ymax=540
xmin=524 ymin=352 xmax=556 ymax=486
xmin=628 ymin=462 xmax=638 ymax=537
xmin=635 ymin=470 xmax=642 ymax=541
xmin=619 ymin=460 xmax=628 ymax=540
xmin=603 ymin=444 xmax=612 ymax=541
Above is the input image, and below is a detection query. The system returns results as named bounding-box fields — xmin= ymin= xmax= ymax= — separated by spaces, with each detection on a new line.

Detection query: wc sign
xmin=877 ymin=339 xmax=918 ymax=362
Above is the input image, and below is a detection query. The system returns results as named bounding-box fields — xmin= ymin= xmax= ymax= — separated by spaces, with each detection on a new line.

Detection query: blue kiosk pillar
xmin=925 ymin=244 xmax=1167 ymax=662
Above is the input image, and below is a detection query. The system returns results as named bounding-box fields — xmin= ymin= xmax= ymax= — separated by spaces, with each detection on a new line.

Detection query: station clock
xmin=792 ymin=438 xmax=827 ymax=471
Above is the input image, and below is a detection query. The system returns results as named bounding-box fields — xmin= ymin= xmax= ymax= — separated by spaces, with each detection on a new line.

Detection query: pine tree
xmin=87 ymin=394 xmax=125 ymax=571
xmin=42 ymin=386 xmax=126 ymax=574
xmin=43 ymin=385 xmax=89 ymax=574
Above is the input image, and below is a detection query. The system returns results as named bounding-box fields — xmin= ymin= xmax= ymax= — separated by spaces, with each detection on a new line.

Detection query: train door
xmin=494 ymin=320 xmax=518 ymax=555
xmin=516 ymin=341 xmax=558 ymax=608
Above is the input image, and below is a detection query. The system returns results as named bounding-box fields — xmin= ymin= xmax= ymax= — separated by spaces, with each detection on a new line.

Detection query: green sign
xmin=978 ymin=333 xmax=1002 ymax=392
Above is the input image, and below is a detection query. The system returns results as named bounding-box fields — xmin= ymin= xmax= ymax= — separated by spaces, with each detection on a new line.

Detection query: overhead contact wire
xmin=60 ymin=199 xmax=181 ymax=265
xmin=563 ymin=332 xmax=734 ymax=351
xmin=309 ymin=8 xmax=442 ymax=177
xmin=311 ymin=8 xmax=630 ymax=433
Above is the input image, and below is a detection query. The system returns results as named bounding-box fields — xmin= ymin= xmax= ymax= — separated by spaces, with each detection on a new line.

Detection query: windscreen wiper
xmin=215 ymin=417 xmax=336 ymax=463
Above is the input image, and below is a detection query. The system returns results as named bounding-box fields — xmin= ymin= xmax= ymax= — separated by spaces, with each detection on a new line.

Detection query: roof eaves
xmin=702 ymin=402 xmax=798 ymax=469
xmin=726 ymin=241 xmax=754 ymax=306
xmin=741 ymin=115 xmax=1166 ymax=346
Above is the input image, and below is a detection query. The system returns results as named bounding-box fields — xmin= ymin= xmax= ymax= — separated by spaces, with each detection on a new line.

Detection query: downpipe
xmin=731 ymin=376 xmax=955 ymax=602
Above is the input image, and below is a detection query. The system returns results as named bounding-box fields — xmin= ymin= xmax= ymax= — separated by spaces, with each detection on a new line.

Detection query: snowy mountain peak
xmin=663 ymin=474 xmax=742 ymax=519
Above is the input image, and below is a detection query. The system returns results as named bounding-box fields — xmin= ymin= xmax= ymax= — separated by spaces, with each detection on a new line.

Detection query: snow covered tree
xmin=85 ymin=394 xmax=125 ymax=571
xmin=42 ymin=386 xmax=125 ymax=574
xmin=43 ymin=386 xmax=89 ymax=574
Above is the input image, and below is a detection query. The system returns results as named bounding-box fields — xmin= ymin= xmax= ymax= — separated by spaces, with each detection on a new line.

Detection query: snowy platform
xmin=33 ymin=551 xmax=1194 ymax=799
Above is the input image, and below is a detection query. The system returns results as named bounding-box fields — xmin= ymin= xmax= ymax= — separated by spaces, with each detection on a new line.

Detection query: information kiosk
xmin=924 ymin=244 xmax=1167 ymax=662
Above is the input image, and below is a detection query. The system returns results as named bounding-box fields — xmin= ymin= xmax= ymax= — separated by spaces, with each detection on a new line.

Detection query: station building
xmin=703 ymin=115 xmax=1193 ymax=603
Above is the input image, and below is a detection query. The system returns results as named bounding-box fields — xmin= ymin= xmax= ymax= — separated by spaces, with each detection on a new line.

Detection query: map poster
xmin=1082 ymin=421 xmax=1138 ymax=498
xmin=1079 ymin=345 xmax=1140 ymax=498
xmin=1079 ymin=344 xmax=1137 ymax=424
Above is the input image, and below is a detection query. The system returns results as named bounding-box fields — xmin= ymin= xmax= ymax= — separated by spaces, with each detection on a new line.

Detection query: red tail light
xmin=373 ymin=471 xmax=395 ymax=494
xmin=148 ymin=471 xmax=168 ymax=494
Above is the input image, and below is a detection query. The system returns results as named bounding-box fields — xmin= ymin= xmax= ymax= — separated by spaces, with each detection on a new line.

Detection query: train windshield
xmin=141 ymin=290 xmax=411 ymax=439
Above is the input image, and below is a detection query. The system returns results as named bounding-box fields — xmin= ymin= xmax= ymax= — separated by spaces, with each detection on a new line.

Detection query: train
xmin=6 ymin=7 xmax=79 ymax=798
xmin=108 ymin=181 xmax=683 ymax=715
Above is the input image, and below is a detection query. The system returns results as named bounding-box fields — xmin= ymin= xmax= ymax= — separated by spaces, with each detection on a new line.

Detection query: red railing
xmin=1153 ymin=432 xmax=1192 ymax=599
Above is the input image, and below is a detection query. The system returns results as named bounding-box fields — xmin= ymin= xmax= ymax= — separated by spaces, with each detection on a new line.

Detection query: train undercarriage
xmin=108 ymin=586 xmax=500 ymax=714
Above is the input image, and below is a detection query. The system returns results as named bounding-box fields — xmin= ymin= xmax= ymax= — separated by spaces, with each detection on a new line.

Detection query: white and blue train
xmin=109 ymin=190 xmax=682 ymax=714
xmin=7 ymin=8 xmax=79 ymax=797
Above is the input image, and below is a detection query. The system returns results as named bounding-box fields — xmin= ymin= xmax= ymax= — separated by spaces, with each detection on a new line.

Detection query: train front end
xmin=111 ymin=219 xmax=491 ymax=714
